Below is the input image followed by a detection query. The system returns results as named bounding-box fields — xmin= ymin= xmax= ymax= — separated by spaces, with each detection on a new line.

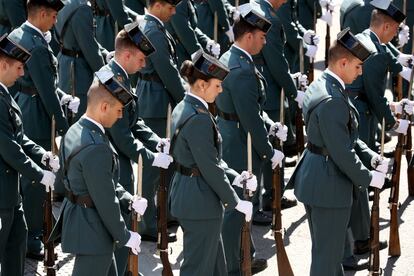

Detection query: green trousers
xmin=72 ymin=253 xmax=117 ymax=276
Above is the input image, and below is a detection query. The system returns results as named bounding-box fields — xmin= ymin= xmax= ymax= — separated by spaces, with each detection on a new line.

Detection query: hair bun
xmin=180 ymin=60 xmax=195 ymax=81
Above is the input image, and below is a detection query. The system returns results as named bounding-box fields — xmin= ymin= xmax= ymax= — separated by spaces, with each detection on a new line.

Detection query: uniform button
xmin=224 ymin=203 xmax=228 ymax=207
xmin=32 ymin=180 xmax=36 ymax=184
xmin=263 ymin=155 xmax=267 ymax=158
xmin=359 ymin=185 xmax=362 ymax=189
xmin=5 ymin=169 xmax=9 ymax=173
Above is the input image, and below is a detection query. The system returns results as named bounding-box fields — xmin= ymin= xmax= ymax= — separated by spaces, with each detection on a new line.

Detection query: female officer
xmin=169 ymin=51 xmax=256 ymax=276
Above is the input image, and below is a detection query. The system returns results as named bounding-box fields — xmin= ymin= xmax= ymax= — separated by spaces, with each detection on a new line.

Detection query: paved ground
xmin=24 ymin=4 xmax=414 ymax=276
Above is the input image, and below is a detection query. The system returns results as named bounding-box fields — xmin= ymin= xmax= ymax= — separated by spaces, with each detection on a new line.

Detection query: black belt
xmin=61 ymin=47 xmax=84 ymax=58
xmin=175 ymin=162 xmax=201 ymax=177
xmin=20 ymin=86 xmax=38 ymax=96
xmin=306 ymin=142 xmax=329 ymax=157
xmin=65 ymin=190 xmax=95 ymax=208
xmin=217 ymin=108 xmax=239 ymax=122
xmin=94 ymin=7 xmax=110 ymax=17
xmin=139 ymin=73 xmax=163 ymax=84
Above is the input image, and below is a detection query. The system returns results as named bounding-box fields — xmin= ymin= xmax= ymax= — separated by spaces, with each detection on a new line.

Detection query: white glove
xmin=370 ymin=155 xmax=390 ymax=174
xmin=225 ymin=27 xmax=235 ymax=43
xmin=235 ymin=200 xmax=253 ymax=222
xmin=229 ymin=6 xmax=240 ymax=21
xmin=319 ymin=0 xmax=336 ymax=11
xmin=152 ymin=152 xmax=173 ymax=169
xmin=303 ymin=30 xmax=320 ymax=45
xmin=291 ymin=72 xmax=308 ymax=89
xmin=397 ymin=53 xmax=413 ymax=67
xmin=232 ymin=171 xmax=258 ymax=192
xmin=269 ymin=122 xmax=288 ymax=142
xmin=398 ymin=24 xmax=410 ymax=48
xmin=271 ymin=149 xmax=285 ymax=169
xmin=43 ymin=31 xmax=52 ymax=44
xmin=60 ymin=94 xmax=80 ymax=114
xmin=41 ymin=151 xmax=60 ymax=173
xmin=131 ymin=196 xmax=148 ymax=216
xmin=319 ymin=10 xmax=333 ymax=26
xmin=369 ymin=170 xmax=385 ymax=189
xmin=399 ymin=66 xmax=412 ymax=82
xmin=40 ymin=170 xmax=55 ymax=192
xmin=206 ymin=40 xmax=221 ymax=57
xmin=393 ymin=99 xmax=414 ymax=115
xmin=295 ymin=90 xmax=306 ymax=108
xmin=305 ymin=44 xmax=318 ymax=58
xmin=156 ymin=138 xmax=171 ymax=154
xmin=106 ymin=51 xmax=115 ymax=63
xmin=394 ymin=119 xmax=410 ymax=135
xmin=125 ymin=231 xmax=141 ymax=255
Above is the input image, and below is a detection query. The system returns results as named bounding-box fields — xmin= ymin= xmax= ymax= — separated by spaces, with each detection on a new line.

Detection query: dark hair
xmin=147 ymin=0 xmax=164 ymax=7
xmin=180 ymin=60 xmax=213 ymax=85
xmin=328 ymin=40 xmax=358 ymax=64
xmin=370 ymin=9 xmax=395 ymax=27
xmin=115 ymin=30 xmax=138 ymax=52
xmin=233 ymin=17 xmax=259 ymax=41
xmin=0 ymin=51 xmax=18 ymax=64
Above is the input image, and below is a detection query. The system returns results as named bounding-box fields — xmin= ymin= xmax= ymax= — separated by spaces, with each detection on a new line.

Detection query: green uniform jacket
xmin=56 ymin=0 xmax=106 ymax=119
xmin=94 ymin=0 xmax=137 ymax=51
xmin=194 ymin=0 xmax=231 ymax=49
xmin=9 ymin=23 xmax=69 ymax=139
xmin=137 ymin=14 xmax=186 ymax=119
xmin=170 ymin=95 xmax=239 ymax=220
xmin=104 ymin=60 xmax=160 ymax=193
xmin=347 ymin=30 xmax=402 ymax=131
xmin=125 ymin=0 xmax=146 ymax=14
xmin=297 ymin=0 xmax=321 ymax=30
xmin=0 ymin=0 xmax=26 ymax=36
xmin=289 ymin=72 xmax=374 ymax=208
xmin=216 ymin=46 xmax=274 ymax=171
xmin=166 ymin=0 xmax=210 ymax=66
xmin=0 ymin=85 xmax=45 ymax=208
xmin=253 ymin=0 xmax=298 ymax=111
xmin=59 ymin=118 xmax=132 ymax=254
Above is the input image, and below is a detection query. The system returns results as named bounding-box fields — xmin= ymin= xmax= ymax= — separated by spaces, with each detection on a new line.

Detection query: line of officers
xmin=0 ymin=0 xmax=413 ymax=276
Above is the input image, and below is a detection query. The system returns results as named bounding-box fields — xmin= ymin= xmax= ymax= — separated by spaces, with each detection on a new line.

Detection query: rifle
xmin=68 ymin=60 xmax=76 ymax=125
xmin=156 ymin=105 xmax=173 ymax=276
xmin=127 ymin=155 xmax=143 ymax=276
xmin=308 ymin=2 xmax=317 ymax=83
xmin=208 ymin=11 xmax=219 ymax=116
xmin=240 ymin=132 xmax=252 ymax=276
xmin=324 ymin=3 xmax=331 ymax=68
xmin=406 ymin=25 xmax=414 ymax=196
xmin=43 ymin=116 xmax=57 ymax=276
xmin=272 ymin=89 xmax=294 ymax=276
xmin=368 ymin=119 xmax=385 ymax=276
xmin=295 ymin=43 xmax=305 ymax=156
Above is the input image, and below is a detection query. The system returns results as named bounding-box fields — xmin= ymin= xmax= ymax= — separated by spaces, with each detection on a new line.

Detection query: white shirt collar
xmin=25 ymin=20 xmax=45 ymax=38
xmin=264 ymin=0 xmax=274 ymax=8
xmin=83 ymin=115 xmax=105 ymax=134
xmin=325 ymin=68 xmax=345 ymax=90
xmin=113 ymin=59 xmax=129 ymax=78
xmin=146 ymin=11 xmax=164 ymax=27
xmin=0 ymin=82 xmax=9 ymax=93
xmin=187 ymin=91 xmax=209 ymax=110
xmin=233 ymin=44 xmax=253 ymax=62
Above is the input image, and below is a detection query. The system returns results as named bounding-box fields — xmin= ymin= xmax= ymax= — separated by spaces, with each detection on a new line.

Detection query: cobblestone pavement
xmin=24 ymin=5 xmax=414 ymax=276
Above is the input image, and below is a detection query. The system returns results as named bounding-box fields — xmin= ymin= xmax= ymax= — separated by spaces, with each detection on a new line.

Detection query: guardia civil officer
xmin=103 ymin=22 xmax=174 ymax=275
xmin=0 ymin=34 xmax=57 ymax=276
xmin=56 ymin=0 xmax=109 ymax=121
xmin=288 ymin=29 xmax=387 ymax=276
xmin=8 ymin=0 xmax=80 ymax=260
xmin=165 ymin=0 xmax=221 ymax=67
xmin=93 ymin=0 xmax=138 ymax=51
xmin=169 ymin=50 xmax=255 ymax=276
xmin=215 ymin=4 xmax=285 ymax=274
xmin=57 ymin=71 xmax=148 ymax=276
xmin=0 ymin=0 xmax=26 ymax=37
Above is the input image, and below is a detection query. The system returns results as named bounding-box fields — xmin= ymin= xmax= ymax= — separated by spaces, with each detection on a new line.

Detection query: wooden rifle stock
xmin=127 ymin=155 xmax=143 ymax=276
xmin=369 ymin=119 xmax=384 ymax=275
xmin=388 ymin=133 xmax=403 ymax=256
xmin=271 ymin=139 xmax=294 ymax=276
xmin=325 ymin=24 xmax=330 ymax=68
xmin=241 ymin=133 xmax=252 ymax=276
xmin=44 ymin=116 xmax=57 ymax=276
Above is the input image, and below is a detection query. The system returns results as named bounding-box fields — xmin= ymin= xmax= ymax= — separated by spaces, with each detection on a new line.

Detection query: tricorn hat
xmin=95 ymin=70 xmax=134 ymax=106
xmin=337 ymin=28 xmax=372 ymax=62
xmin=28 ymin=0 xmax=65 ymax=11
xmin=124 ymin=22 xmax=156 ymax=56
xmin=192 ymin=50 xmax=229 ymax=81
xmin=0 ymin=34 xmax=31 ymax=63
xmin=370 ymin=0 xmax=406 ymax=23
xmin=238 ymin=3 xmax=272 ymax=33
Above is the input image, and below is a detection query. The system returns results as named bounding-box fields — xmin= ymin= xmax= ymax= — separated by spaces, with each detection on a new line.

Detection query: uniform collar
xmin=187 ymin=91 xmax=208 ymax=110
xmin=232 ymin=44 xmax=253 ymax=62
xmin=368 ymin=29 xmax=383 ymax=45
xmin=146 ymin=12 xmax=164 ymax=27
xmin=264 ymin=0 xmax=273 ymax=8
xmin=25 ymin=21 xmax=46 ymax=39
xmin=112 ymin=59 xmax=129 ymax=79
xmin=82 ymin=115 xmax=105 ymax=134
xmin=325 ymin=68 xmax=345 ymax=90
xmin=0 ymin=82 xmax=9 ymax=94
